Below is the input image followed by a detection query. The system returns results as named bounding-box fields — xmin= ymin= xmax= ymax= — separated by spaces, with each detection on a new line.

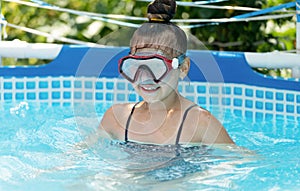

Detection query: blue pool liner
xmin=0 ymin=45 xmax=299 ymax=92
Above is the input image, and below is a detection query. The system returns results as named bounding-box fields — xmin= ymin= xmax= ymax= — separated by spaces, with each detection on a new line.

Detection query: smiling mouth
xmin=139 ymin=84 xmax=160 ymax=92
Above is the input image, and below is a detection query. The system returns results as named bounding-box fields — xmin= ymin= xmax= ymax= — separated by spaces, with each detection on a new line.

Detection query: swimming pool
xmin=0 ymin=46 xmax=300 ymax=190
xmin=1 ymin=100 xmax=299 ymax=190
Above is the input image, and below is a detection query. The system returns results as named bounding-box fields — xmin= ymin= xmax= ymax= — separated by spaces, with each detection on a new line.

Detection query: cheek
xmin=160 ymin=70 xmax=180 ymax=88
xmin=165 ymin=70 xmax=180 ymax=82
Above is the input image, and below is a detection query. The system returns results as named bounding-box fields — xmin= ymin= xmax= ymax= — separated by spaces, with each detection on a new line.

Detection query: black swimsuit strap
xmin=175 ymin=104 xmax=198 ymax=145
xmin=125 ymin=102 xmax=140 ymax=142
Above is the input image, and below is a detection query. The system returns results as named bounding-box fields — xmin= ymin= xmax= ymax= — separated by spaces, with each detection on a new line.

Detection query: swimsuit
xmin=124 ymin=102 xmax=198 ymax=145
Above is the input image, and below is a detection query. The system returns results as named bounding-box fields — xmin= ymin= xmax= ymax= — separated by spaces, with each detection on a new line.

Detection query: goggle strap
xmin=172 ymin=54 xmax=186 ymax=69
xmin=172 ymin=58 xmax=179 ymax=69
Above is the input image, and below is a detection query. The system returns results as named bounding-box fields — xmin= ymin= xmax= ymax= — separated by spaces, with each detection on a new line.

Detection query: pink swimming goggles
xmin=118 ymin=54 xmax=186 ymax=83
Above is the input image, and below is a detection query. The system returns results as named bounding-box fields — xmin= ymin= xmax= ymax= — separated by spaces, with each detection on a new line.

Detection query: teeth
xmin=143 ymin=86 xmax=157 ymax=90
xmin=140 ymin=85 xmax=158 ymax=90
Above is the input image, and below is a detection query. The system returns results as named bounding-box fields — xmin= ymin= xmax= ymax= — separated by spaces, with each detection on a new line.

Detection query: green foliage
xmin=189 ymin=0 xmax=296 ymax=53
xmin=2 ymin=0 xmax=143 ymax=43
xmin=0 ymin=0 xmax=297 ymax=77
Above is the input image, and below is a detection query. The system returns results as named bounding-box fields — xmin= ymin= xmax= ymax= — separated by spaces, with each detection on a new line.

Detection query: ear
xmin=179 ymin=57 xmax=190 ymax=79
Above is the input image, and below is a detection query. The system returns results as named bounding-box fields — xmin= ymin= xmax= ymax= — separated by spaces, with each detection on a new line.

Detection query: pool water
xmin=0 ymin=102 xmax=299 ymax=191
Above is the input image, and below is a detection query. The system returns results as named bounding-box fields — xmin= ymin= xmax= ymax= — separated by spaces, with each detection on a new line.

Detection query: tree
xmin=1 ymin=0 xmax=296 ymax=71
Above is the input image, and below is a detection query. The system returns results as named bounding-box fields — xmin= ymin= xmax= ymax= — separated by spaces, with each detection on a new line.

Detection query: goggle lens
xmin=121 ymin=58 xmax=168 ymax=81
xmin=118 ymin=54 xmax=185 ymax=83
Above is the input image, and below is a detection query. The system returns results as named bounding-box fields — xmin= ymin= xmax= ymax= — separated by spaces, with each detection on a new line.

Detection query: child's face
xmin=122 ymin=49 xmax=181 ymax=103
xmin=133 ymin=63 xmax=180 ymax=103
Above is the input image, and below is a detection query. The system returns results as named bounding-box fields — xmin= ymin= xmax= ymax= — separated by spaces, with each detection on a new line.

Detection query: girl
xmin=99 ymin=0 xmax=234 ymax=145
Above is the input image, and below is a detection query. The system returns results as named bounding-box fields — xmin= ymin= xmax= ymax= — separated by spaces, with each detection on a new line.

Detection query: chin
xmin=143 ymin=97 xmax=161 ymax=103
xmin=140 ymin=93 xmax=160 ymax=103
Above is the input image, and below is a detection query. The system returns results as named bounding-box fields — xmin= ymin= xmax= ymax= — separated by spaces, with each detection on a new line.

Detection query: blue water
xmin=0 ymin=102 xmax=299 ymax=191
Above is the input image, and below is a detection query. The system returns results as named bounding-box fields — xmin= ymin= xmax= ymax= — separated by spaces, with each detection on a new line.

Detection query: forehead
xmin=134 ymin=48 xmax=172 ymax=59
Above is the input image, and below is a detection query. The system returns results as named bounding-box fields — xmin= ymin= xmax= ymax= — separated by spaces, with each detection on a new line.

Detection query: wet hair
xmin=130 ymin=0 xmax=187 ymax=58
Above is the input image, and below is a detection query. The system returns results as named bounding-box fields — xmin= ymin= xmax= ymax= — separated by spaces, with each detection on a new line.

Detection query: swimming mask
xmin=118 ymin=54 xmax=186 ymax=83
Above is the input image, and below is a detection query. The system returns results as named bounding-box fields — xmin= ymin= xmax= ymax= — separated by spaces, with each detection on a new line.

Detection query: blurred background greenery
xmin=0 ymin=0 xmax=297 ymax=77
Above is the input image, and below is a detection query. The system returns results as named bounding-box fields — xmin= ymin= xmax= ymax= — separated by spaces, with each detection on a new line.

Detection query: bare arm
xmin=197 ymin=109 xmax=235 ymax=145
xmin=99 ymin=106 xmax=120 ymax=140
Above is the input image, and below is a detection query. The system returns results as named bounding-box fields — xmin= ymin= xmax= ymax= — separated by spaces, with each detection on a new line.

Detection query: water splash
xmin=9 ymin=102 xmax=29 ymax=118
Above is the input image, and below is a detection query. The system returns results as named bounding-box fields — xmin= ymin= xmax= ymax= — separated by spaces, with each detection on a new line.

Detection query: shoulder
xmin=179 ymin=99 xmax=211 ymax=123
xmin=184 ymin=104 xmax=234 ymax=144
xmin=183 ymin=105 xmax=213 ymax=131
xmin=100 ymin=103 xmax=137 ymax=138
xmin=189 ymin=106 xmax=215 ymax=125
xmin=102 ymin=103 xmax=137 ymax=124
xmin=104 ymin=103 xmax=135 ymax=116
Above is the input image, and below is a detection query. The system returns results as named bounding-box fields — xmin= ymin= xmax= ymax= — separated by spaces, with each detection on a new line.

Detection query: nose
xmin=136 ymin=68 xmax=153 ymax=82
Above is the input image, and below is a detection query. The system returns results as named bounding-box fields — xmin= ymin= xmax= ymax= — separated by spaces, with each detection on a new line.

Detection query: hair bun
xmin=147 ymin=0 xmax=176 ymax=23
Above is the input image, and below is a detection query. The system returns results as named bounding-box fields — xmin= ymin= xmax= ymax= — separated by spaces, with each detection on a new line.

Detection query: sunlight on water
xmin=0 ymin=102 xmax=299 ymax=191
